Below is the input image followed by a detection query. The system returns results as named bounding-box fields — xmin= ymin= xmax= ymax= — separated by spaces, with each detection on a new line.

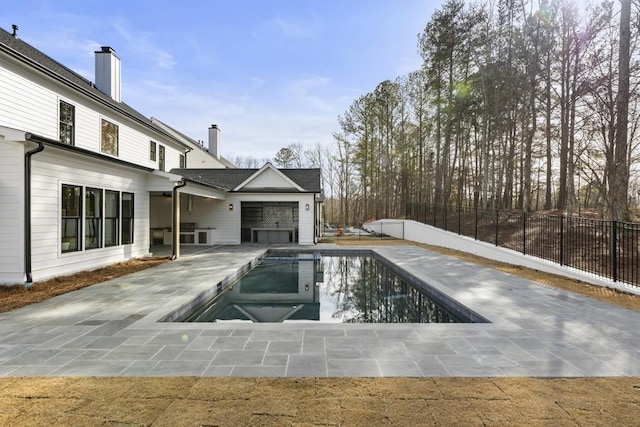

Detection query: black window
xmin=105 ymin=190 xmax=119 ymax=247
xmin=85 ymin=188 xmax=102 ymax=249
xmin=150 ymin=141 xmax=157 ymax=161
xmin=101 ymin=119 xmax=119 ymax=156
xmin=61 ymin=185 xmax=81 ymax=252
xmin=121 ymin=192 xmax=134 ymax=244
xmin=179 ymin=154 xmax=185 ymax=168
xmin=59 ymin=100 xmax=75 ymax=145
xmin=159 ymin=145 xmax=165 ymax=171
xmin=61 ymin=185 xmax=135 ymax=251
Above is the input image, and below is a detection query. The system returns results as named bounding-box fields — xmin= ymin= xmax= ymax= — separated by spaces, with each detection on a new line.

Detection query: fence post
xmin=612 ymin=220 xmax=618 ymax=282
xmin=474 ymin=207 xmax=478 ymax=241
xmin=523 ymin=211 xmax=527 ymax=255
xmin=444 ymin=205 xmax=448 ymax=231
xmin=495 ymin=209 xmax=499 ymax=246
xmin=433 ymin=204 xmax=436 ymax=227
xmin=560 ymin=215 xmax=564 ymax=266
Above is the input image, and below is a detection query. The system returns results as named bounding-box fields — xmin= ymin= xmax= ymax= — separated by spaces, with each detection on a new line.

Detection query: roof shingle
xmin=172 ymin=168 xmax=322 ymax=192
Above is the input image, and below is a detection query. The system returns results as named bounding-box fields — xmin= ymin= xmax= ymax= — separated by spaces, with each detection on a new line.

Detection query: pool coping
xmin=160 ymin=248 xmax=490 ymax=324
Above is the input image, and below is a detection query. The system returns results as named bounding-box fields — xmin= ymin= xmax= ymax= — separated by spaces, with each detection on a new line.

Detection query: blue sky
xmin=3 ymin=0 xmax=441 ymax=160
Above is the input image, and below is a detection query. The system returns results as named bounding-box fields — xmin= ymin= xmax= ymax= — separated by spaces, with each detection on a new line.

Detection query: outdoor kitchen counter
xmin=162 ymin=228 xmax=215 ymax=245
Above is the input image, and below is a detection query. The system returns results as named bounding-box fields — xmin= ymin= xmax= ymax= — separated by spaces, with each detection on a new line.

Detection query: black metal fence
xmin=406 ymin=202 xmax=640 ymax=288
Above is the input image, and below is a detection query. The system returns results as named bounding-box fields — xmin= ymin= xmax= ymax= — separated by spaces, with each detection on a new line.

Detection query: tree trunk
xmin=544 ymin=47 xmax=553 ymax=209
xmin=609 ymin=0 xmax=631 ymax=221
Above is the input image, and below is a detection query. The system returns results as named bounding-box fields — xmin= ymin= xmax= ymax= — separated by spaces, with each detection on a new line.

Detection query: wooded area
xmin=265 ymin=0 xmax=639 ymax=227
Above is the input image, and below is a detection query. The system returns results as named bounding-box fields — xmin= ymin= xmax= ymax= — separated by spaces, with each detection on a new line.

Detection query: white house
xmin=164 ymin=163 xmax=322 ymax=246
xmin=150 ymin=118 xmax=236 ymax=170
xmin=0 ymin=26 xmax=322 ymax=286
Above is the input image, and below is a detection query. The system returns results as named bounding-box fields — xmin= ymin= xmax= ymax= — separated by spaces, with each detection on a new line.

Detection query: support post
xmin=171 ymin=180 xmax=187 ymax=260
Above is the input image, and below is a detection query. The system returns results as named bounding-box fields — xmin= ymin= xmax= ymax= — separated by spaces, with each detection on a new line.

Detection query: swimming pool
xmin=166 ymin=252 xmax=487 ymax=324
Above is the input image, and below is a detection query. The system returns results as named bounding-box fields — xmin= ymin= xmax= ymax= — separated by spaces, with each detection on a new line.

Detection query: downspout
xmin=171 ymin=180 xmax=187 ymax=260
xmin=24 ymin=137 xmax=45 ymax=288
xmin=184 ymin=147 xmax=192 ymax=167
xmin=313 ymin=197 xmax=318 ymax=244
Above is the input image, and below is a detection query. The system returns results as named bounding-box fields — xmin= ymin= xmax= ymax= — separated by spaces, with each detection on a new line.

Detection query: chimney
xmin=94 ymin=47 xmax=121 ymax=102
xmin=208 ymin=124 xmax=221 ymax=159
xmin=11 ymin=24 xmax=18 ymax=38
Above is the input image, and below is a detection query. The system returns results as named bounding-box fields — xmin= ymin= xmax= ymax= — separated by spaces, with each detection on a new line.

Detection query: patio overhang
xmin=147 ymin=171 xmax=227 ymax=200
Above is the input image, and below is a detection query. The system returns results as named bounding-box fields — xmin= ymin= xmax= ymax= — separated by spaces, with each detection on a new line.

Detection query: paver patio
xmin=1 ymin=244 xmax=640 ymax=377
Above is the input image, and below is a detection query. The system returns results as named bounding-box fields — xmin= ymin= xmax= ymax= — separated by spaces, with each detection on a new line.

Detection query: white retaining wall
xmin=364 ymin=219 xmax=640 ymax=296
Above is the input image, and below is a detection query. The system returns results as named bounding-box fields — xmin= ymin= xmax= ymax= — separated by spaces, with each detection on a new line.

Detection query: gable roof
xmin=172 ymin=167 xmax=322 ymax=193
xmin=232 ymin=163 xmax=304 ymax=192
xmin=0 ymin=27 xmax=185 ymax=148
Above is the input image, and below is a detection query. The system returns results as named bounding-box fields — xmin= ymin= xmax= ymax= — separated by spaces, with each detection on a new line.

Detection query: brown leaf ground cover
xmin=1 ymin=240 xmax=640 ymax=425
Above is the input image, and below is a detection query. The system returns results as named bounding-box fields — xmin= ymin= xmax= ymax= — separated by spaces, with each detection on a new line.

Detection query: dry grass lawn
xmin=1 ymin=377 xmax=640 ymax=426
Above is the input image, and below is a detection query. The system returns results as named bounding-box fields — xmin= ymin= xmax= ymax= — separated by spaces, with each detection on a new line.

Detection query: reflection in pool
xmin=181 ymin=256 xmax=472 ymax=323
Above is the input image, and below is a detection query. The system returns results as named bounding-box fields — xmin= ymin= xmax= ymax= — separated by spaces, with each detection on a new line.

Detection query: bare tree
xmin=609 ymin=0 xmax=632 ymax=221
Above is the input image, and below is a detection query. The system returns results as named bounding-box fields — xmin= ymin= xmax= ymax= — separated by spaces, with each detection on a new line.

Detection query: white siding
xmin=297 ymin=195 xmax=315 ymax=244
xmin=0 ymin=44 xmax=195 ymax=283
xmin=184 ymin=193 xmax=316 ymax=245
xmin=0 ymin=58 xmax=57 ymax=137
xmin=149 ymin=195 xmax=174 ymax=228
xmin=243 ymin=169 xmax=295 ymax=189
xmin=157 ymin=195 xmax=239 ymax=244
xmin=150 ymin=118 xmax=228 ymax=169
xmin=0 ymin=55 xmax=185 ymax=172
xmin=29 ymin=148 xmax=150 ymax=281
xmin=0 ymin=140 xmax=25 ymax=283
xmin=208 ymin=196 xmax=241 ymax=244
xmin=186 ymin=148 xmax=227 ymax=169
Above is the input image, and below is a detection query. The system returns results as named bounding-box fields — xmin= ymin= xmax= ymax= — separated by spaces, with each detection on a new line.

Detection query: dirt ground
xmin=2 ymin=239 xmax=640 ymax=425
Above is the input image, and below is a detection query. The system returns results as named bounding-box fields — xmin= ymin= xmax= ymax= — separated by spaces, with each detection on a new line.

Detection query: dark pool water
xmin=181 ymin=256 xmax=472 ymax=323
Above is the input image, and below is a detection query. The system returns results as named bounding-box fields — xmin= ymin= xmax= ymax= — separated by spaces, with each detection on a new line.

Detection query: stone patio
xmin=1 ymin=244 xmax=639 ymax=377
